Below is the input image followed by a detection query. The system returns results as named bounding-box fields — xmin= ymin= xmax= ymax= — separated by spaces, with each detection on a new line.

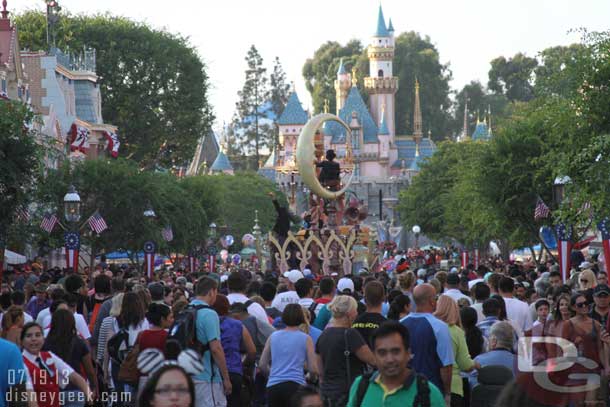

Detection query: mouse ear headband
xmin=137 ymin=348 xmax=204 ymax=376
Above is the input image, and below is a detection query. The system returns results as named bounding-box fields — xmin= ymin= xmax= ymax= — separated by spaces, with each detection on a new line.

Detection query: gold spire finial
xmin=351 ymin=67 xmax=358 ymax=86
xmin=323 ymin=99 xmax=329 ymax=114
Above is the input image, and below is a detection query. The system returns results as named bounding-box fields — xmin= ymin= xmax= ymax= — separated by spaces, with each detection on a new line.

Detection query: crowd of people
xmin=0 ymin=251 xmax=608 ymax=407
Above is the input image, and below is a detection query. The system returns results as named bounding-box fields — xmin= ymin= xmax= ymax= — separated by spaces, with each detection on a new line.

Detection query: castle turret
xmin=364 ymin=4 xmax=398 ymax=140
xmin=334 ymin=58 xmax=351 ymax=114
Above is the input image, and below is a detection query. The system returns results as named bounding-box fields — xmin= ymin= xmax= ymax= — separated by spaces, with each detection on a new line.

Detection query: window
xmin=1 ymin=78 xmax=6 ymax=92
xmin=378 ymin=69 xmax=384 ymax=78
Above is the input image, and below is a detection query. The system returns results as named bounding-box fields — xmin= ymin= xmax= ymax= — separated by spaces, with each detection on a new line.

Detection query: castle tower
xmin=364 ymin=4 xmax=398 ymax=139
xmin=334 ymin=58 xmax=351 ymax=115
xmin=413 ymin=78 xmax=423 ymax=144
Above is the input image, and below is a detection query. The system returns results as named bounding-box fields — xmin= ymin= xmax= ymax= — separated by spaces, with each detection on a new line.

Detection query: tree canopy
xmin=15 ymin=11 xmax=214 ymax=168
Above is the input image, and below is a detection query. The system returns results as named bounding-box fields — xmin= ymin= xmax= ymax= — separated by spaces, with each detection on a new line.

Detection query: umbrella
xmin=4 ymin=249 xmax=26 ymax=264
xmin=421 ymin=244 xmax=441 ymax=250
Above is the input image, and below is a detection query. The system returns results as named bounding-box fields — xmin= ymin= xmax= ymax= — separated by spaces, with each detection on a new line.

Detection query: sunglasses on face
xmin=575 ymin=301 xmax=588 ymax=308
xmin=580 ymin=279 xmax=589 ymax=284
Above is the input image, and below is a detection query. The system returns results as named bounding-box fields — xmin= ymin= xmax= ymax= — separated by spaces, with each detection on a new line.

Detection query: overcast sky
xmin=12 ymin=0 xmax=610 ymax=129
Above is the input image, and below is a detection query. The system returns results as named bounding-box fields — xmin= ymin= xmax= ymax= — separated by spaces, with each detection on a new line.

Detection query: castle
xmin=263 ymin=4 xmax=437 ymax=221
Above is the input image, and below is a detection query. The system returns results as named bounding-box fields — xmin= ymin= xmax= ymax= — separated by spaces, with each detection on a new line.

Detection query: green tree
xmin=269 ymin=57 xmax=291 ymax=149
xmin=0 ymin=101 xmax=41 ymax=273
xmin=302 ymin=40 xmax=364 ymax=114
xmin=36 ymin=159 xmax=208 ymax=266
xmin=535 ymin=44 xmax=588 ymax=97
xmin=182 ymin=173 xmax=287 ymax=245
xmin=233 ymin=45 xmax=272 ymax=169
xmin=392 ymin=32 xmax=453 ymax=140
xmin=488 ymin=53 xmax=538 ymax=102
xmin=15 ymin=11 xmax=214 ymax=168
xmin=452 ymin=81 xmax=510 ymax=137
xmin=303 ymin=33 xmax=453 ymax=139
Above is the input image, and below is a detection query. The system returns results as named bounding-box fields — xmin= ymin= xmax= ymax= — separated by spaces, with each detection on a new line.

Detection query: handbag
xmin=118 ymin=343 xmax=140 ymax=384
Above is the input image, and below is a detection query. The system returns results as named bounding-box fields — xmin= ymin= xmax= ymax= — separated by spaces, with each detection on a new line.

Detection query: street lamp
xmin=553 ymin=175 xmax=572 ymax=208
xmin=209 ymin=222 xmax=217 ymax=239
xmin=143 ymin=202 xmax=156 ymax=218
xmin=412 ymin=225 xmax=421 ymax=248
xmin=63 ymin=185 xmax=81 ymax=224
xmin=45 ymin=0 xmax=61 ymax=46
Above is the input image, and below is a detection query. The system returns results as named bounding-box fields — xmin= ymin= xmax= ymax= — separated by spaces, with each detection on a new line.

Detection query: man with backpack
xmin=190 ymin=277 xmax=232 ymax=407
xmin=226 ymin=272 xmax=269 ymax=324
xmin=347 ymin=321 xmax=445 ymax=406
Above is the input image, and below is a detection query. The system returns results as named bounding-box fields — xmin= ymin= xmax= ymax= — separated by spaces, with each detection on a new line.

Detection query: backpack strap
xmin=308 ymin=301 xmax=318 ymax=313
xmin=413 ymin=373 xmax=431 ymax=407
xmin=344 ymin=328 xmax=352 ymax=389
xmin=244 ymin=300 xmax=253 ymax=308
xmin=355 ymin=372 xmax=374 ymax=407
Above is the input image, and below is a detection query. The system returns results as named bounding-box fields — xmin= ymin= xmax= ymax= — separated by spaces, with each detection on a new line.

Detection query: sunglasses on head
xmin=575 ymin=301 xmax=588 ymax=308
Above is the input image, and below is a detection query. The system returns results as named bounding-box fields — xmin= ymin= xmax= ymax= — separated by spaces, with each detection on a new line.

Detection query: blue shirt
xmin=400 ymin=312 xmax=454 ymax=392
xmin=191 ymin=299 xmax=222 ymax=383
xmin=476 ymin=316 xmax=499 ymax=340
xmin=469 ymin=349 xmax=516 ymax=387
xmin=0 ymin=338 xmax=27 ymax=407
xmin=267 ymin=330 xmax=309 ymax=387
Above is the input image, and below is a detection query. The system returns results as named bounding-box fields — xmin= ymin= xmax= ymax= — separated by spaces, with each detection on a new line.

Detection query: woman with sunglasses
xmin=559 ymin=293 xmax=610 ymax=403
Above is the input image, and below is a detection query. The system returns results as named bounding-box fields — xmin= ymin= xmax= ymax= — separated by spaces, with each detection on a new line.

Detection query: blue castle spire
xmin=375 ymin=5 xmax=389 ymax=37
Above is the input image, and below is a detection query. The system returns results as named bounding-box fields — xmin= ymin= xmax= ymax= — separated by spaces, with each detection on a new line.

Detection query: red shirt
xmin=137 ymin=329 xmax=168 ymax=352
xmin=315 ymin=298 xmax=332 ymax=304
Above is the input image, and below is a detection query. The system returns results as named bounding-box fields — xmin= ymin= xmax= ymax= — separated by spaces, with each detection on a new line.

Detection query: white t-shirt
xmin=297 ymin=298 xmax=321 ymax=315
xmin=470 ymin=302 xmax=485 ymax=324
xmin=443 ymin=289 xmax=473 ymax=305
xmin=468 ymin=278 xmax=485 ymax=290
xmin=503 ymin=296 xmax=533 ymax=333
xmin=0 ymin=311 xmax=33 ymax=327
xmin=227 ymin=293 xmax=270 ymax=325
xmin=271 ymin=291 xmax=300 ymax=312
xmin=42 ymin=312 xmax=91 ymax=340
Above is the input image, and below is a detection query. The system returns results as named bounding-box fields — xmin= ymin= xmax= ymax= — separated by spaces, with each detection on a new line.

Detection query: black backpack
xmin=107 ymin=328 xmax=130 ymax=364
xmin=165 ymin=303 xmax=213 ymax=359
xmin=307 ymin=301 xmax=318 ymax=324
xmin=355 ymin=371 xmax=430 ymax=407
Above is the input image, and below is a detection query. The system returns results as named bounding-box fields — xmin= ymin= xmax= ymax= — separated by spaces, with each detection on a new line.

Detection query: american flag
xmin=162 ymin=225 xmax=174 ymax=242
xmin=87 ymin=211 xmax=108 ymax=234
xmin=16 ymin=206 xmax=30 ymax=223
xmin=534 ymin=197 xmax=550 ymax=220
xmin=40 ymin=213 xmax=58 ymax=233
xmin=598 ymin=218 xmax=610 ymax=240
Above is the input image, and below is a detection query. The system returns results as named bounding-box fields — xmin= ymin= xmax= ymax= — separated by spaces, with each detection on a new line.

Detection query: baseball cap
xmin=283 ymin=269 xmax=304 ymax=284
xmin=450 ymin=267 xmax=458 ymax=273
xmin=337 ymin=277 xmax=355 ymax=293
xmin=594 ymin=284 xmax=610 ymax=296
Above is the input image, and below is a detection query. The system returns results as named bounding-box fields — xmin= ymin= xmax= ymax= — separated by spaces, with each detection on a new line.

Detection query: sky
xmin=11 ymin=0 xmax=610 ymax=131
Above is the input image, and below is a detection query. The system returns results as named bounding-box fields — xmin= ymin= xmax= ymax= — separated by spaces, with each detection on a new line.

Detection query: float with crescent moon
xmin=267 ymin=113 xmax=378 ymax=276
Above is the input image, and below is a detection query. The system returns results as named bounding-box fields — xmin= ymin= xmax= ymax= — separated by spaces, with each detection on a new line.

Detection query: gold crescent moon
xmin=296 ymin=113 xmax=354 ymax=200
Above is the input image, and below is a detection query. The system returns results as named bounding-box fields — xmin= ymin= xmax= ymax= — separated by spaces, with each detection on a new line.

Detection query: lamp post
xmin=412 ymin=225 xmax=421 ymax=248
xmin=143 ymin=202 xmax=157 ymax=280
xmin=63 ymin=185 xmax=81 ymax=272
xmin=553 ymin=175 xmax=573 ymax=282
xmin=207 ymin=222 xmax=218 ymax=273
xmin=45 ymin=0 xmax=61 ymax=46
xmin=252 ymin=210 xmax=263 ymax=272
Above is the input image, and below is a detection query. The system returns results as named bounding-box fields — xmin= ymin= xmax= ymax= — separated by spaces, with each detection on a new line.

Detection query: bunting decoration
xmin=461 ymin=250 xmax=469 ymax=270
xmin=64 ymin=232 xmax=80 ymax=272
xmin=144 ymin=240 xmax=156 ymax=280
xmin=103 ymin=131 xmax=120 ymax=158
xmin=161 ymin=225 xmax=174 ymax=242
xmin=598 ymin=218 xmax=610 ymax=274
xmin=69 ymin=124 xmax=90 ymax=153
xmin=556 ymin=224 xmax=573 ymax=282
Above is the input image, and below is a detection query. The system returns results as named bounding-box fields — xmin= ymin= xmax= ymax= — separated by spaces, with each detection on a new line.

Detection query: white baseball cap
xmin=337 ymin=277 xmax=355 ymax=293
xmin=283 ymin=269 xmax=304 ymax=283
